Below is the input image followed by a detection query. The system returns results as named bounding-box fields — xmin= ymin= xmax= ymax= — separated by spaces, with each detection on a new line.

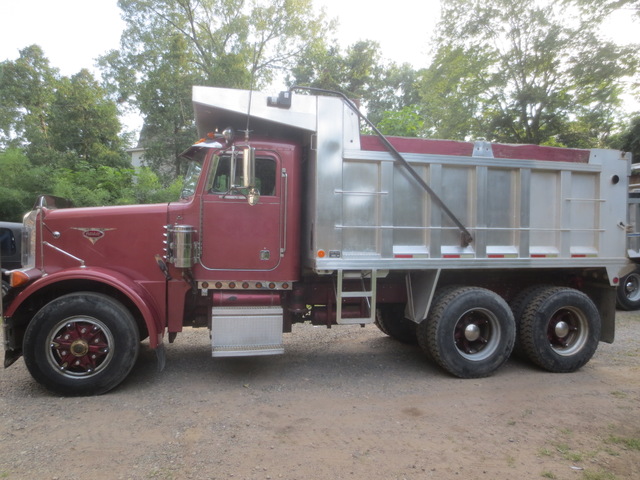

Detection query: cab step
xmin=211 ymin=305 xmax=284 ymax=357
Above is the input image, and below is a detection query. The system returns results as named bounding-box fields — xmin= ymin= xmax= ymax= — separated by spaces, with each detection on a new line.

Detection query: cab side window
xmin=210 ymin=156 xmax=276 ymax=196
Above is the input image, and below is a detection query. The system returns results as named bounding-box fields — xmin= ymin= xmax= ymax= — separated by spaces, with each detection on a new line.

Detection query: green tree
xmin=288 ymin=39 xmax=420 ymax=127
xmin=416 ymin=45 xmax=488 ymax=140
xmin=0 ymin=45 xmax=57 ymax=151
xmin=49 ymin=165 xmax=182 ymax=208
xmin=418 ymin=0 xmax=639 ymax=146
xmin=112 ymin=0 xmax=327 ymax=89
xmin=611 ymin=116 xmax=640 ymax=162
xmin=99 ymin=0 xmax=331 ymax=181
xmin=43 ymin=70 xmax=128 ymax=169
xmin=128 ymin=167 xmax=184 ymax=204
xmin=0 ymin=149 xmax=52 ymax=221
xmin=366 ymin=62 xmax=421 ymax=127
xmin=133 ymin=35 xmax=198 ymax=181
xmin=0 ymin=47 xmax=127 ymax=169
xmin=377 ymin=107 xmax=424 ymax=137
xmin=573 ymin=0 xmax=640 ymax=18
xmin=0 ymin=48 xmax=164 ymax=219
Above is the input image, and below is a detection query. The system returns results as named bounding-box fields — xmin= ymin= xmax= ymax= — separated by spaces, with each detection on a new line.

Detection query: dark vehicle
xmin=1 ymin=221 xmax=22 ymax=297
xmin=617 ymin=266 xmax=640 ymax=310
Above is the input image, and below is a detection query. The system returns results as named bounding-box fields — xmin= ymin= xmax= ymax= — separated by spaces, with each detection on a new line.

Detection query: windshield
xmin=179 ymin=148 xmax=208 ymax=199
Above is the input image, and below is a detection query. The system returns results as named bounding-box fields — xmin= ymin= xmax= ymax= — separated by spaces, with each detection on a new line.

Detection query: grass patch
xmin=146 ymin=468 xmax=177 ymax=480
xmin=541 ymin=471 xmax=556 ymax=479
xmin=610 ymin=390 xmax=628 ymax=399
xmin=582 ymin=470 xmax=619 ymax=480
xmin=538 ymin=447 xmax=553 ymax=457
xmin=553 ymin=442 xmax=583 ymax=462
xmin=607 ymin=435 xmax=640 ymax=451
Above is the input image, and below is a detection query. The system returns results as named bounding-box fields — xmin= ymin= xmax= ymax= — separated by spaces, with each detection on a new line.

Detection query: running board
xmin=211 ymin=306 xmax=284 ymax=357
xmin=335 ymin=269 xmax=377 ymax=325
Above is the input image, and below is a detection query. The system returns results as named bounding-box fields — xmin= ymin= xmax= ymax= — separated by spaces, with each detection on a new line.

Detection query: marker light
xmin=10 ymin=270 xmax=31 ymax=288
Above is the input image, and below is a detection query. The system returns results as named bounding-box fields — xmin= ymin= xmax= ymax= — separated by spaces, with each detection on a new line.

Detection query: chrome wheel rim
xmin=453 ymin=308 xmax=501 ymax=361
xmin=46 ymin=316 xmax=114 ymax=378
xmin=546 ymin=307 xmax=588 ymax=356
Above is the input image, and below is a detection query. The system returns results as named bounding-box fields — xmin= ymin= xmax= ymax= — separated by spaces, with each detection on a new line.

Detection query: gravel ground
xmin=1 ymin=311 xmax=639 ymax=480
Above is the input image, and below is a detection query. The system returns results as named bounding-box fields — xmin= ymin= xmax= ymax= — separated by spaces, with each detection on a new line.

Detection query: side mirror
xmin=225 ymin=146 xmax=260 ymax=205
xmin=242 ymin=147 xmax=260 ymax=206
xmin=242 ymin=147 xmax=255 ymax=189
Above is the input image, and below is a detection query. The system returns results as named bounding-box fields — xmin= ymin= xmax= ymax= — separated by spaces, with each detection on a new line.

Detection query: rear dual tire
xmin=375 ymin=304 xmax=417 ymax=344
xmin=518 ymin=287 xmax=600 ymax=373
xmin=417 ymin=286 xmax=515 ymax=378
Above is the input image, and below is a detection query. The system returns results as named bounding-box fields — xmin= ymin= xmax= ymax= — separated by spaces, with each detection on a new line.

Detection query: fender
xmin=5 ymin=267 xmax=165 ymax=349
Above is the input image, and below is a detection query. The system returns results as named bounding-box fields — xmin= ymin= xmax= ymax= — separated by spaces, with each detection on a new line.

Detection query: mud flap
xmin=155 ymin=343 xmax=166 ymax=372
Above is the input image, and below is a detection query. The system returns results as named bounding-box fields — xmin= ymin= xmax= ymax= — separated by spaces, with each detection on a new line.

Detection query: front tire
xmin=23 ymin=292 xmax=140 ymax=395
xmin=519 ymin=287 xmax=600 ymax=373
xmin=418 ymin=286 xmax=515 ymax=378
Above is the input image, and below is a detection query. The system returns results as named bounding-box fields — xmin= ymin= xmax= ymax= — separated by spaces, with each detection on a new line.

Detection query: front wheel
xmin=23 ymin=292 xmax=140 ymax=395
xmin=519 ymin=287 xmax=600 ymax=373
xmin=417 ymin=286 xmax=515 ymax=378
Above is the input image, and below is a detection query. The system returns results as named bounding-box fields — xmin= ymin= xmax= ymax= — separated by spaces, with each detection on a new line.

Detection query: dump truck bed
xmin=300 ymin=96 xmax=630 ymax=279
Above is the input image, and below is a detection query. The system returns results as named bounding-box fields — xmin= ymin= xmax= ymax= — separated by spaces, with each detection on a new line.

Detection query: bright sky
xmin=1 ymin=0 xmax=637 ymax=76
xmin=0 ymin=0 xmax=125 ymax=76
xmin=0 ymin=0 xmax=438 ymax=78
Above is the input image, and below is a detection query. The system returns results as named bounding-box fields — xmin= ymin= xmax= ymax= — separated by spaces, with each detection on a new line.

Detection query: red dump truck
xmin=2 ymin=86 xmax=632 ymax=395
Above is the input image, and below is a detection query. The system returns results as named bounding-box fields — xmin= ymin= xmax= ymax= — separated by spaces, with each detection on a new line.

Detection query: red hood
xmin=38 ymin=203 xmax=170 ymax=281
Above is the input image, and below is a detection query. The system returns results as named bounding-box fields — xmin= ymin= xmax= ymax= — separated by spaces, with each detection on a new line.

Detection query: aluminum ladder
xmin=335 ymin=269 xmax=377 ymax=325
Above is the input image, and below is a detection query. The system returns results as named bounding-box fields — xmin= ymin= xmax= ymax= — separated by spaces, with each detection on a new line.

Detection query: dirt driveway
xmin=1 ymin=311 xmax=639 ymax=480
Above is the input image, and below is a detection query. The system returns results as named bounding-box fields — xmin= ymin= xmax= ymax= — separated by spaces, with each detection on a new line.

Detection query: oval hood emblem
xmin=71 ymin=227 xmax=116 ymax=244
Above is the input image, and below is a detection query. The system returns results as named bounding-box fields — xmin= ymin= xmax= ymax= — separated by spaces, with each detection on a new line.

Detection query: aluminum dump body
xmin=192 ymin=87 xmax=631 ymax=281
xmin=303 ymin=97 xmax=630 ymax=279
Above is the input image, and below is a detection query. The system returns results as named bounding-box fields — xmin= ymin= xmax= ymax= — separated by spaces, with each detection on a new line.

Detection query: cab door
xmin=199 ymin=151 xmax=282 ymax=273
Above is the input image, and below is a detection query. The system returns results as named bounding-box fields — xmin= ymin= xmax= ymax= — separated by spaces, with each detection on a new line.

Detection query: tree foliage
xmin=47 ymin=70 xmax=129 ymax=169
xmin=572 ymin=0 xmax=640 ymax=19
xmin=134 ymin=34 xmax=199 ymax=181
xmin=50 ymin=164 xmax=183 ymax=207
xmin=0 ymin=45 xmax=57 ymax=151
xmin=288 ymin=39 xmax=421 ymax=127
xmin=99 ymin=0 xmax=331 ymax=180
xmin=0 ymin=149 xmax=49 ymax=221
xmin=0 ymin=147 xmax=182 ymax=221
xmin=0 ymin=47 xmax=179 ymax=221
xmin=0 ymin=47 xmax=127 ymax=167
xmin=611 ymin=116 xmax=640 ymax=162
xmin=418 ymin=0 xmax=639 ymax=146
